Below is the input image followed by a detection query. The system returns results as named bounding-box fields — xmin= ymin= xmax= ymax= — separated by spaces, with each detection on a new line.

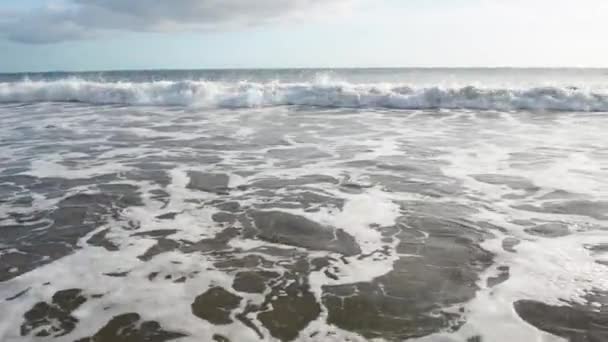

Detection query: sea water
xmin=1 ymin=68 xmax=607 ymax=341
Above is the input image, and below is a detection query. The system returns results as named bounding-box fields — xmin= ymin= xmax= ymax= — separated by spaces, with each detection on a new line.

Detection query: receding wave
xmin=1 ymin=79 xmax=608 ymax=111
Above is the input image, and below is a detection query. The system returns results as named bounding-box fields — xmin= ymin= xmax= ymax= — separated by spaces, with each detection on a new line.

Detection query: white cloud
xmin=0 ymin=0 xmax=354 ymax=44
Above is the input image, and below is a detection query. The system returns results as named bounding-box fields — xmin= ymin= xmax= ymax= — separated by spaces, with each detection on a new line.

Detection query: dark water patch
xmin=322 ymin=215 xmax=493 ymax=340
xmin=75 ymin=313 xmax=186 ymax=342
xmin=51 ymin=205 xmax=89 ymax=227
xmin=126 ymin=161 xmax=176 ymax=170
xmin=20 ymin=174 xmax=122 ymax=199
xmin=1 ymin=190 xmax=139 ymax=281
xmin=191 ymin=287 xmax=242 ymax=325
xmin=213 ymin=201 xmax=241 ymax=213
xmin=539 ymin=189 xmax=589 ymax=201
xmin=155 ymin=212 xmax=178 ymax=220
xmin=0 ymin=167 xmax=30 ymax=176
xmin=149 ymin=189 xmax=170 ymax=207
xmin=515 ymin=201 xmax=608 ymax=220
xmin=173 ymin=276 xmax=187 ymax=283
xmin=340 ymin=160 xmax=378 ymax=168
xmin=514 ymin=299 xmax=608 ymax=342
xmin=138 ymin=238 xmax=181 ymax=261
xmin=148 ymin=124 xmax=199 ymax=133
xmin=258 ymin=282 xmax=321 ymax=341
xmin=475 ymin=221 xmax=508 ymax=234
xmin=248 ymin=175 xmax=338 ymax=190
xmin=311 ymin=257 xmax=332 ymax=271
xmin=87 ymin=229 xmax=119 ymax=251
xmin=0 ymin=183 xmax=22 ymax=198
xmin=187 ymin=172 xmax=230 ymax=194
xmin=232 ymin=270 xmax=280 ymax=294
xmin=214 ymin=255 xmax=274 ymax=270
xmin=240 ymin=189 xmax=276 ymax=198
xmin=104 ymin=271 xmax=129 ymax=277
xmin=9 ymin=195 xmax=34 ymax=206
xmin=397 ymin=204 xmax=490 ymax=239
xmin=586 ymin=244 xmax=608 ymax=254
xmin=132 ymin=229 xmax=178 ymax=238
xmin=251 ymin=210 xmax=361 ymax=256
xmin=377 ymin=161 xmax=432 ymax=173
xmin=248 ymin=130 xmax=291 ymax=147
xmin=107 ymin=132 xmax=146 ymax=143
xmin=399 ymin=201 xmax=478 ymax=220
xmin=289 ymin=191 xmax=344 ymax=211
xmin=525 ymin=223 xmax=570 ymax=238
xmin=511 ymin=219 xmax=535 ymax=226
xmin=5 ymin=210 xmax=49 ymax=223
xmin=372 ymin=174 xmax=463 ymax=197
xmin=472 ymin=174 xmax=539 ymax=192
xmin=338 ymin=182 xmax=371 ymax=194
xmin=61 ymin=191 xmax=142 ymax=211
xmin=145 ymin=153 xmax=223 ymax=166
xmin=233 ymin=169 xmax=260 ymax=177
xmin=487 ymin=266 xmax=510 ymax=288
xmin=97 ymin=183 xmax=139 ymax=193
xmin=0 ymin=252 xmax=42 ymax=282
xmin=190 ymin=244 xmax=323 ymax=339
xmin=21 ymin=289 xmax=87 ymax=337
xmin=181 ymin=227 xmax=240 ymax=254
xmin=0 ymin=175 xmax=38 ymax=194
xmin=55 ymin=144 xmax=114 ymax=160
xmin=125 ymin=169 xmax=172 ymax=188
xmin=245 ymin=258 xmax=321 ymax=341
xmin=254 ymin=202 xmax=303 ymax=210
xmin=212 ymin=212 xmax=237 ymax=224
xmin=502 ymin=237 xmax=520 ymax=253
xmin=94 ymin=183 xmax=143 ymax=208
xmin=180 ymin=140 xmax=258 ymax=153
xmin=267 ymin=147 xmax=331 ymax=160
xmin=0 ymin=220 xmax=50 ymax=246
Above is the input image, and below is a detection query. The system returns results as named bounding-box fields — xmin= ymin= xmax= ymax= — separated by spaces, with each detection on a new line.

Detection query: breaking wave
xmin=1 ymin=78 xmax=608 ymax=111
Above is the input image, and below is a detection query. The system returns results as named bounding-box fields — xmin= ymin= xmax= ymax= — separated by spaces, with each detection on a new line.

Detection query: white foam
xmin=2 ymin=79 xmax=608 ymax=111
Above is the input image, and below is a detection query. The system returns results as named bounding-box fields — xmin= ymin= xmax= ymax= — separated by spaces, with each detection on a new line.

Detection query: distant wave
xmin=1 ymin=79 xmax=608 ymax=111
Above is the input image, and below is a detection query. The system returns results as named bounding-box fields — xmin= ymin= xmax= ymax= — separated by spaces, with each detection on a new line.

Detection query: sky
xmin=1 ymin=0 xmax=608 ymax=72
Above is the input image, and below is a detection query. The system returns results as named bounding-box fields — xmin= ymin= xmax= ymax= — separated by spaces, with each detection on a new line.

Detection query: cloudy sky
xmin=1 ymin=0 xmax=607 ymax=72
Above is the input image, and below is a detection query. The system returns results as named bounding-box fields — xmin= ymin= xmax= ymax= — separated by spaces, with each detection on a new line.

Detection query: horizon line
xmin=2 ymin=66 xmax=608 ymax=75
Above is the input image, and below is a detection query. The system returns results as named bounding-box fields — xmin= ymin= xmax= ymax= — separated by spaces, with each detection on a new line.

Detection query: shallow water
xmin=1 ymin=70 xmax=608 ymax=342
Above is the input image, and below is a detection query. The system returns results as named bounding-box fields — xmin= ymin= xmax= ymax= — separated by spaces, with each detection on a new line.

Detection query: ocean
xmin=0 ymin=68 xmax=607 ymax=342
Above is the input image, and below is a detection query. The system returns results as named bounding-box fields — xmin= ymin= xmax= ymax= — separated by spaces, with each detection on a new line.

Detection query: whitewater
xmin=1 ymin=68 xmax=607 ymax=342
xmin=2 ymin=78 xmax=608 ymax=111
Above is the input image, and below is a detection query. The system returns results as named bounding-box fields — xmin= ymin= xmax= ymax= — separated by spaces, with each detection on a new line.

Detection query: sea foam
xmin=1 ymin=78 xmax=608 ymax=111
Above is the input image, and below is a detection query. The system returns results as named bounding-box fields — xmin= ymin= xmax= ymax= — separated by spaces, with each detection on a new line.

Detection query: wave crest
xmin=1 ymin=79 xmax=607 ymax=111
